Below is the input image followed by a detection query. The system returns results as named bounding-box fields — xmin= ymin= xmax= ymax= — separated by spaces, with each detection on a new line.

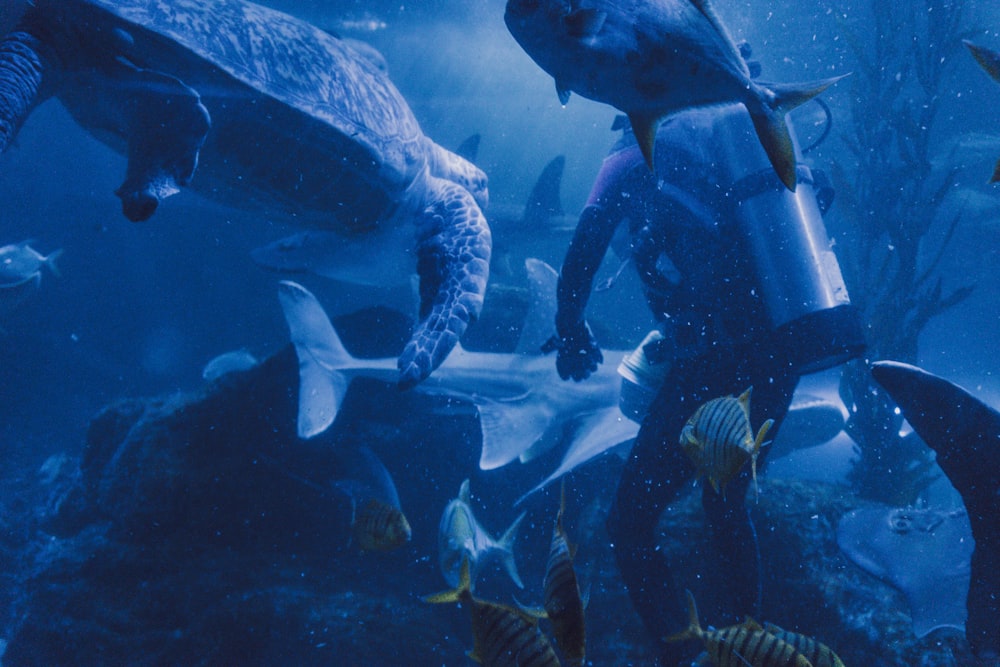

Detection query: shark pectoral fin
xmin=563 ymin=8 xmax=607 ymax=38
xmin=517 ymin=410 xmax=638 ymax=505
xmin=113 ymin=61 xmax=210 ymax=221
xmin=477 ymin=398 xmax=555 ymax=470
xmin=628 ymin=113 xmax=661 ymax=171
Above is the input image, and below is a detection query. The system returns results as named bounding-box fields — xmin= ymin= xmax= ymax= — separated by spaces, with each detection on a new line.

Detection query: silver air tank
xmin=711 ymin=103 xmax=864 ymax=374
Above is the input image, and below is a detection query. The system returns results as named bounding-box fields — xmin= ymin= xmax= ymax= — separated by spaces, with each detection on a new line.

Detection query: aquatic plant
xmin=827 ymin=0 xmax=975 ymax=505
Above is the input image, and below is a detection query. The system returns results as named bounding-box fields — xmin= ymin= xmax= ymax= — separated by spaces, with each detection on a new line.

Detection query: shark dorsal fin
xmin=522 ymin=156 xmax=565 ymax=227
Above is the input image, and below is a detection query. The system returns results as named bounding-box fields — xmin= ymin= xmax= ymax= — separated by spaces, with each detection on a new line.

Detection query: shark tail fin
xmin=497 ymin=511 xmax=527 ymax=589
xmin=277 ymin=280 xmax=354 ymax=439
xmin=750 ymin=74 xmax=849 ymax=190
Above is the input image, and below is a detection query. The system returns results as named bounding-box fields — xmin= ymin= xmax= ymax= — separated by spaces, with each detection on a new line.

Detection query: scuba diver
xmin=543 ymin=48 xmax=865 ymax=666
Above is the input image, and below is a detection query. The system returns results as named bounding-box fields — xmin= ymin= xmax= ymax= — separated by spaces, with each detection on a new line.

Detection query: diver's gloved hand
xmin=542 ymin=320 xmax=603 ymax=381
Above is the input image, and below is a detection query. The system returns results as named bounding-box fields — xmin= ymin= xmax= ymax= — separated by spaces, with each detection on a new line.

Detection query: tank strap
xmin=726 ymin=164 xmax=815 ymax=206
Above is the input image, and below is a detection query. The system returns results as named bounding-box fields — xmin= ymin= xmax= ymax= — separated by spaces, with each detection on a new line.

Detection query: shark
xmin=870 ymin=360 xmax=1000 ymax=659
xmin=504 ymin=0 xmax=846 ymax=190
xmin=278 ymin=258 xmax=639 ymax=471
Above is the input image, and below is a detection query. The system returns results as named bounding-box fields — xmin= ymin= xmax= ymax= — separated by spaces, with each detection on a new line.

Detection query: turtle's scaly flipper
xmin=0 ymin=30 xmax=50 ymax=154
xmin=113 ymin=62 xmax=210 ymax=222
xmin=399 ymin=176 xmax=491 ymax=388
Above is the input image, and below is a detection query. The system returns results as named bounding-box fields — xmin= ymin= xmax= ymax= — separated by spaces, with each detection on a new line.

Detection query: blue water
xmin=1 ymin=0 xmax=999 ymax=665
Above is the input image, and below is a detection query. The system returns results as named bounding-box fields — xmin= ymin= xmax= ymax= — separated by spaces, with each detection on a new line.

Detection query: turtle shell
xmin=46 ymin=0 xmax=426 ymax=191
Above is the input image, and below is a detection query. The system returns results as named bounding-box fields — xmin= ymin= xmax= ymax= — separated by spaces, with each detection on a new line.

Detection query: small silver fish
xmin=679 ymin=387 xmax=773 ymax=498
xmin=504 ymin=0 xmax=845 ymax=190
xmin=438 ymin=479 xmax=525 ymax=590
xmin=201 ymin=349 xmax=259 ymax=381
xmin=0 ymin=241 xmax=61 ymax=287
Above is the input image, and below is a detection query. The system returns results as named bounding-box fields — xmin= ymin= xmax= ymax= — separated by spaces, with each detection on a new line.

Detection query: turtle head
xmin=116 ymin=177 xmax=179 ymax=222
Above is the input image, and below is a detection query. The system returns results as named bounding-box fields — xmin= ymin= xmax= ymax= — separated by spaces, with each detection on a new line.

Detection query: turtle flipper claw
xmin=401 ymin=176 xmax=490 ymax=387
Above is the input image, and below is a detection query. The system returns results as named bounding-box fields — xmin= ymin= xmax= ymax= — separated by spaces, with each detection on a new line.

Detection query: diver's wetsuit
xmin=550 ymin=109 xmax=803 ymax=665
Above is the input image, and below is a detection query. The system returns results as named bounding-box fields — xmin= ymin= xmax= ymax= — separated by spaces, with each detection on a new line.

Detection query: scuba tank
xmin=712 ymin=102 xmax=864 ymax=374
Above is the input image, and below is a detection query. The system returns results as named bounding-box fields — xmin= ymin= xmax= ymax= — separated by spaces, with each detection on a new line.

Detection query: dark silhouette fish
xmin=424 ymin=559 xmax=562 ymax=667
xmin=964 ymin=40 xmax=1000 ymax=182
xmin=543 ymin=483 xmax=586 ymax=667
xmin=334 ymin=447 xmax=411 ymax=552
xmin=668 ymin=590 xmax=812 ymax=666
xmin=870 ymin=360 xmax=1000 ymax=659
xmin=504 ymin=0 xmax=846 ymax=190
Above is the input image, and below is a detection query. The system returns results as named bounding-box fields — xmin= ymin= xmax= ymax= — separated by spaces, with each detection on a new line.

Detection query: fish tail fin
xmin=751 ymin=419 xmax=774 ymax=502
xmin=43 ymin=248 xmax=63 ymax=278
xmin=557 ymin=478 xmax=567 ymax=530
xmin=628 ymin=112 xmax=662 ymax=170
xmin=498 ymin=511 xmax=527 ymax=588
xmin=423 ymin=557 xmax=472 ymax=604
xmin=749 ymin=74 xmax=849 ymax=190
xmin=666 ymin=589 xmax=703 ymax=643
xmin=964 ymin=40 xmax=1000 ymax=83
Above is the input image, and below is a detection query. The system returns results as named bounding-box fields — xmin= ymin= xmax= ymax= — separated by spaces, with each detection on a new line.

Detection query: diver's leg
xmin=606 ymin=356 xmax=722 ymax=665
xmin=700 ymin=362 xmax=798 ymax=624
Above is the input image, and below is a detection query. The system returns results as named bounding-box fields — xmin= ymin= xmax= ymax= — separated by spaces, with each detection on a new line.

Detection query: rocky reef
xmin=0 ymin=344 xmax=988 ymax=665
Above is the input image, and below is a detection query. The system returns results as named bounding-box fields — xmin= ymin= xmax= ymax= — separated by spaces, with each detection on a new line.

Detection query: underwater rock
xmin=4 ymin=346 xmax=471 ymax=666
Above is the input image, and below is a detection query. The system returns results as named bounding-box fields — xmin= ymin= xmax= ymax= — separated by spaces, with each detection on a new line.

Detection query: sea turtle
xmin=0 ymin=0 xmax=491 ymax=387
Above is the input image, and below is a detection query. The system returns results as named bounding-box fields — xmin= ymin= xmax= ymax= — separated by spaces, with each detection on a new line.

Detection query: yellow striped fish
xmin=543 ymin=482 xmax=586 ymax=667
xmin=762 ymin=622 xmax=846 ymax=667
xmin=424 ymin=559 xmax=562 ymax=666
xmin=679 ymin=387 xmax=773 ymax=498
xmin=668 ymin=591 xmax=812 ymax=667
xmin=352 ymin=497 xmax=411 ymax=551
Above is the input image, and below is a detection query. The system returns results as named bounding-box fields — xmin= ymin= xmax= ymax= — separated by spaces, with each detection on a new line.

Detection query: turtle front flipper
xmin=398 ymin=175 xmax=491 ymax=388
xmin=0 ymin=30 xmax=51 ymax=154
xmin=113 ymin=61 xmax=210 ymax=222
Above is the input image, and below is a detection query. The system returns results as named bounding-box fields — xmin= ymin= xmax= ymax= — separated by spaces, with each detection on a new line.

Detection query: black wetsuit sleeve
xmin=555 ymin=203 xmax=621 ymax=332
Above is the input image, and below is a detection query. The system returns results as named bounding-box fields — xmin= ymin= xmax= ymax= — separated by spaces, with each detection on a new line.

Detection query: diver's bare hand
xmin=542 ymin=321 xmax=603 ymax=381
